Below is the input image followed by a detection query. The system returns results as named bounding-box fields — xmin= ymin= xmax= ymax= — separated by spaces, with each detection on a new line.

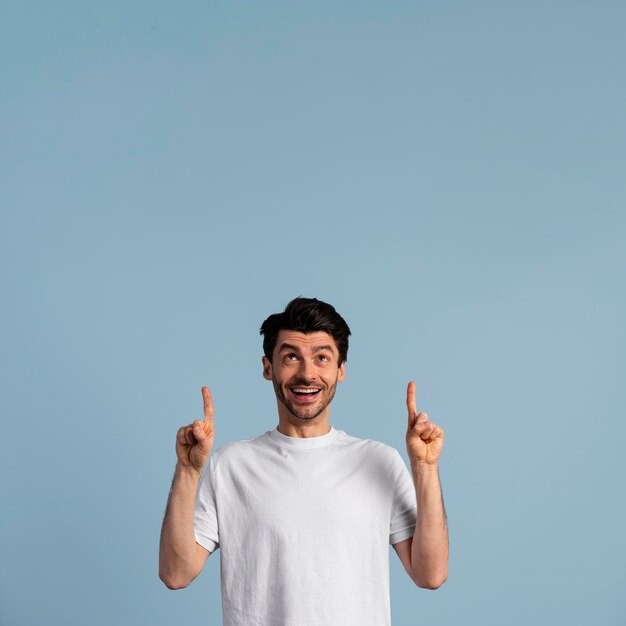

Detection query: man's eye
xmin=286 ymin=354 xmax=297 ymax=361
xmin=318 ymin=355 xmax=329 ymax=362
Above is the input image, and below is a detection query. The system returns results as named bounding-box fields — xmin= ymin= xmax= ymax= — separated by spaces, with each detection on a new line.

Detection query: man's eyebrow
xmin=278 ymin=343 xmax=301 ymax=353
xmin=278 ymin=343 xmax=336 ymax=354
xmin=311 ymin=345 xmax=336 ymax=353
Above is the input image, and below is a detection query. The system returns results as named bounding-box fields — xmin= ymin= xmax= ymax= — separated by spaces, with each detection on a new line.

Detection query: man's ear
xmin=262 ymin=356 xmax=272 ymax=380
xmin=338 ymin=360 xmax=346 ymax=383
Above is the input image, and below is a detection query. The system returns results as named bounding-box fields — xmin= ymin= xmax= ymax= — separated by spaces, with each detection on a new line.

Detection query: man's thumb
xmin=193 ymin=420 xmax=208 ymax=441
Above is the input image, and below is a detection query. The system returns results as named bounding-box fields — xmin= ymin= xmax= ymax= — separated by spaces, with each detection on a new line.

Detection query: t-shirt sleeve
xmin=389 ymin=449 xmax=417 ymax=545
xmin=194 ymin=454 xmax=220 ymax=553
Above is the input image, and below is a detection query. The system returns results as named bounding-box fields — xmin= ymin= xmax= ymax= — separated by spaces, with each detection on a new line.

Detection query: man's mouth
xmin=289 ymin=387 xmax=321 ymax=398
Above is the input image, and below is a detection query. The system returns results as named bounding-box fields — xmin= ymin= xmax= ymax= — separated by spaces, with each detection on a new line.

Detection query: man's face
xmin=262 ymin=330 xmax=345 ymax=422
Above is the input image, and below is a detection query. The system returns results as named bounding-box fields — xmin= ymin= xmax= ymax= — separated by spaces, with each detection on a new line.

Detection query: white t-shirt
xmin=194 ymin=424 xmax=417 ymax=626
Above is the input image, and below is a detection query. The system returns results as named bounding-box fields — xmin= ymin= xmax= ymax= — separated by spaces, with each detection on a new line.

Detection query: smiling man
xmin=159 ymin=297 xmax=448 ymax=626
xmin=263 ymin=329 xmax=345 ymax=426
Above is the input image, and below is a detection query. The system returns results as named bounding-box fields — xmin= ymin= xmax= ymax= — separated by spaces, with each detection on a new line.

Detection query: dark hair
xmin=260 ymin=297 xmax=351 ymax=365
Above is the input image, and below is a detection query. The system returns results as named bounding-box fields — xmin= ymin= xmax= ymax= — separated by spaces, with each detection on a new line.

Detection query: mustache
xmin=287 ymin=378 xmax=321 ymax=387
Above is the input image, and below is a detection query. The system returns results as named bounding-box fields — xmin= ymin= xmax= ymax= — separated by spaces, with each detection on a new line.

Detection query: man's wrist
xmin=175 ymin=462 xmax=204 ymax=481
xmin=410 ymin=460 xmax=440 ymax=476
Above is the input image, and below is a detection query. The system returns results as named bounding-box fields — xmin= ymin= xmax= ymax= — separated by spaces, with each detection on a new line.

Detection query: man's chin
xmin=281 ymin=398 xmax=325 ymax=421
xmin=288 ymin=407 xmax=322 ymax=421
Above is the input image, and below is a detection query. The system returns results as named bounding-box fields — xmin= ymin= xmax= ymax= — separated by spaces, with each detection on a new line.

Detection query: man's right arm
xmin=159 ymin=464 xmax=210 ymax=589
xmin=159 ymin=387 xmax=216 ymax=590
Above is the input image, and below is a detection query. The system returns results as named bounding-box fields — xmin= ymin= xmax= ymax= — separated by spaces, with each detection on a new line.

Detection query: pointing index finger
xmin=406 ymin=381 xmax=417 ymax=417
xmin=202 ymin=386 xmax=214 ymax=421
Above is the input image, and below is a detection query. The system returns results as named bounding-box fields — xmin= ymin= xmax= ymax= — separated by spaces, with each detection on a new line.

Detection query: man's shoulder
xmin=335 ymin=429 xmax=403 ymax=461
xmin=208 ymin=431 xmax=272 ymax=465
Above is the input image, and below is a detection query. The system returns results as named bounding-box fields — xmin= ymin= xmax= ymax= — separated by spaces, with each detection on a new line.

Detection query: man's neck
xmin=276 ymin=418 xmax=332 ymax=439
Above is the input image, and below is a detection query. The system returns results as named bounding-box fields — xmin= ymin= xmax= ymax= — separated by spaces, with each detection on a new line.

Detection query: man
xmin=159 ymin=297 xmax=448 ymax=625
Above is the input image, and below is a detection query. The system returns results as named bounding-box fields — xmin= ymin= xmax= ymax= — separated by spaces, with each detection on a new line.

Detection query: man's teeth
xmin=292 ymin=388 xmax=320 ymax=394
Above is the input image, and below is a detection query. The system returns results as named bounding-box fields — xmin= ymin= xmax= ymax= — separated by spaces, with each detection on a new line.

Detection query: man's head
xmin=260 ymin=297 xmax=351 ymax=366
xmin=260 ymin=297 xmax=351 ymax=422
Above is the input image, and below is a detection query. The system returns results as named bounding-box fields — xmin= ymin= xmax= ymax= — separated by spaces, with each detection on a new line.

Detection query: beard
xmin=272 ymin=374 xmax=339 ymax=421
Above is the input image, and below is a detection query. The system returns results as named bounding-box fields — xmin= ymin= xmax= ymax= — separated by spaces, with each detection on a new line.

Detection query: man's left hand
xmin=406 ymin=381 xmax=444 ymax=466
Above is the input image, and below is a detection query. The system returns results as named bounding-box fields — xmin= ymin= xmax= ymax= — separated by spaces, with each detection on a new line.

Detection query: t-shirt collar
xmin=268 ymin=424 xmax=339 ymax=449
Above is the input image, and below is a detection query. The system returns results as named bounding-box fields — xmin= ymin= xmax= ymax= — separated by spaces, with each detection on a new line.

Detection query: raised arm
xmin=159 ymin=387 xmax=215 ymax=590
xmin=404 ymin=381 xmax=448 ymax=589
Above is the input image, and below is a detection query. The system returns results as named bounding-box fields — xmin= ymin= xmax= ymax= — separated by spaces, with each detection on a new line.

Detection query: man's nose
xmin=297 ymin=357 xmax=317 ymax=380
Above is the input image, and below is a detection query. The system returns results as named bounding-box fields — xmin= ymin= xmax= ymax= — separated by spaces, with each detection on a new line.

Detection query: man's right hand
xmin=175 ymin=386 xmax=215 ymax=472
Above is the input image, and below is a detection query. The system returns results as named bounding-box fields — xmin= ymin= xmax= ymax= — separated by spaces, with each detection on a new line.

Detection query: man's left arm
xmin=405 ymin=381 xmax=448 ymax=589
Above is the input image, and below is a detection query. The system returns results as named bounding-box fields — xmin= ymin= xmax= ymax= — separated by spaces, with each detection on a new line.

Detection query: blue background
xmin=2 ymin=1 xmax=625 ymax=624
